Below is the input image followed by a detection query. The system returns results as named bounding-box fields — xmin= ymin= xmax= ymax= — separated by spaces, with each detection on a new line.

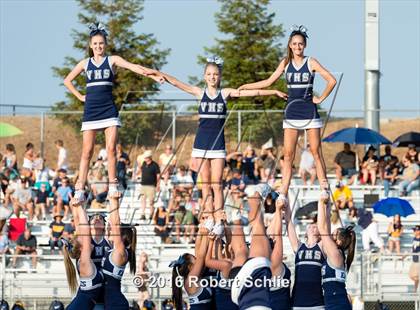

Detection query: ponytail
xmin=345 ymin=228 xmax=356 ymax=271
xmin=169 ymin=254 xmax=193 ymax=310
xmin=128 ymin=227 xmax=137 ymax=274
xmin=62 ymin=240 xmax=80 ymax=294
xmin=172 ymin=267 xmax=184 ymax=310
xmin=337 ymin=225 xmax=356 ymax=271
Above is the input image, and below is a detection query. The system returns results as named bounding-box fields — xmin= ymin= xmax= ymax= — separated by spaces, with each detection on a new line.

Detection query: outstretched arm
xmin=238 ymin=59 xmax=286 ymax=90
xmin=223 ymin=88 xmax=288 ymax=100
xmin=160 ymin=72 xmax=202 ymax=98
xmin=111 ymin=55 xmax=164 ymax=83
xmin=63 ymin=59 xmax=87 ymax=102
xmin=310 ymin=58 xmax=337 ymax=104
xmin=284 ymin=204 xmax=300 ymax=253
xmin=74 ymin=206 xmax=94 ymax=277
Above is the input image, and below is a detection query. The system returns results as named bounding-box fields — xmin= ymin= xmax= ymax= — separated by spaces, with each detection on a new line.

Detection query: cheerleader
xmin=239 ymin=25 xmax=337 ymax=203
xmin=317 ymin=192 xmax=355 ymax=310
xmin=63 ymin=22 xmax=163 ymax=205
xmin=159 ymin=57 xmax=286 ymax=237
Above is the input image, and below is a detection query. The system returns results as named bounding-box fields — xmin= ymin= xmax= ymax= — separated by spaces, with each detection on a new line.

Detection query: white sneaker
xmin=320 ymin=189 xmax=330 ymax=201
xmin=275 ymin=192 xmax=289 ymax=205
xmin=71 ymin=190 xmax=86 ymax=206
xmin=211 ymin=222 xmax=225 ymax=238
xmin=200 ymin=218 xmax=214 ymax=232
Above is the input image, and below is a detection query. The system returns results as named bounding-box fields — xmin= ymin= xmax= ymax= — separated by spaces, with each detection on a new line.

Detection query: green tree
xmin=52 ymin=0 xmax=170 ymax=145
xmin=193 ymin=0 xmax=287 ymax=146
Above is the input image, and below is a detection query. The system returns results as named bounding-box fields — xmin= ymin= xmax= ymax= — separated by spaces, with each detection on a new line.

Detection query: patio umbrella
xmin=392 ymin=131 xmax=420 ymax=147
xmin=372 ymin=198 xmax=415 ymax=217
xmin=322 ymin=127 xmax=392 ymax=145
xmin=295 ymin=201 xmax=318 ymax=219
xmin=0 ymin=122 xmax=23 ymax=138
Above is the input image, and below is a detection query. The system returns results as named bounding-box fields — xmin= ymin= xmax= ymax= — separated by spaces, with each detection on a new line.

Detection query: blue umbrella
xmin=373 ymin=198 xmax=415 ymax=217
xmin=322 ymin=127 xmax=391 ymax=145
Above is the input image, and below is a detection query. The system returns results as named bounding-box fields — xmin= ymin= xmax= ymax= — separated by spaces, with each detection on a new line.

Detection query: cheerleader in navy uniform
xmin=64 ymin=22 xmax=163 ymax=205
xmin=317 ymin=192 xmax=355 ymax=310
xmin=170 ymin=227 xmax=213 ymax=310
xmin=89 ymin=213 xmax=112 ymax=270
xmin=102 ymin=197 xmax=137 ymax=309
xmin=239 ymin=25 xmax=337 ymax=203
xmin=62 ymin=203 xmax=104 ymax=309
xmin=283 ymin=201 xmax=325 ymax=309
xmin=160 ymin=58 xmax=286 ymax=237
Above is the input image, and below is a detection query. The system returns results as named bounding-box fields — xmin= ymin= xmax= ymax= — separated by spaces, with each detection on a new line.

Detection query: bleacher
xmin=1 ymin=176 xmax=419 ymax=308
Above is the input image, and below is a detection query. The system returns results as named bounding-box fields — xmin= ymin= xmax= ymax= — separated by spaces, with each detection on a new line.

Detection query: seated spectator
xmin=361 ymin=146 xmax=379 ymax=185
xmin=379 ymin=145 xmax=399 ymax=179
xmin=184 ymin=193 xmax=199 ymax=223
xmin=116 ymin=143 xmax=130 ymax=189
xmin=398 ymin=155 xmax=420 ymax=196
xmin=387 ymin=214 xmax=403 ymax=254
xmin=173 ymin=195 xmax=195 ymax=243
xmin=406 ymin=144 xmax=419 ymax=164
xmin=243 ymin=146 xmax=259 ymax=183
xmin=0 ymin=223 xmax=10 ymax=255
xmin=153 ymin=202 xmax=170 ymax=243
xmin=226 ymin=150 xmax=243 ymax=172
xmin=49 ymin=214 xmax=65 ymax=254
xmin=333 ymin=181 xmax=354 ymax=210
xmin=12 ymin=227 xmax=37 ymax=268
xmin=299 ymin=143 xmax=316 ymax=186
xmin=34 ymin=183 xmax=49 ymax=221
xmin=230 ymin=169 xmax=246 ymax=193
xmin=382 ymin=157 xmax=399 ymax=197
xmin=136 ymin=251 xmax=151 ymax=308
xmin=12 ymin=177 xmax=34 ymax=220
xmin=0 ymin=173 xmax=9 ymax=202
xmin=357 ymin=208 xmax=384 ymax=253
xmin=334 ymin=143 xmax=358 ymax=185
xmin=63 ymin=218 xmax=75 ymax=240
xmin=159 ymin=145 xmax=177 ymax=182
xmin=22 ymin=142 xmax=35 ymax=173
xmin=259 ymin=141 xmax=276 ymax=183
xmin=90 ymin=169 xmax=108 ymax=204
xmin=409 ymin=225 xmax=420 ymax=291
xmin=54 ymin=177 xmax=73 ymax=220
xmin=2 ymin=143 xmax=18 ymax=178
xmin=171 ymin=165 xmax=194 ymax=196
xmin=52 ymin=169 xmax=67 ymax=195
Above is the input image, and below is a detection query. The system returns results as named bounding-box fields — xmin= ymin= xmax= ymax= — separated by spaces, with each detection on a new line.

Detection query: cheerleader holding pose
xmin=64 ymin=22 xmax=163 ymax=204
xmin=317 ymin=192 xmax=355 ymax=310
xmin=159 ymin=57 xmax=286 ymax=237
xmin=89 ymin=213 xmax=111 ymax=270
xmin=239 ymin=25 xmax=337 ymax=203
xmin=63 ymin=204 xmax=104 ymax=309
xmin=102 ymin=197 xmax=137 ymax=309
xmin=170 ymin=227 xmax=212 ymax=310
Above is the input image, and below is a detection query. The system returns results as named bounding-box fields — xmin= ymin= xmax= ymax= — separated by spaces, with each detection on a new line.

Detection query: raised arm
xmin=317 ymin=194 xmax=343 ymax=269
xmin=310 ymin=58 xmax=337 ymax=104
xmin=223 ymin=88 xmax=288 ymax=100
xmin=108 ymin=197 xmax=126 ymax=265
xmin=205 ymin=237 xmax=232 ymax=278
xmin=238 ymin=59 xmax=286 ymax=90
xmin=160 ymin=71 xmax=202 ymax=98
xmin=284 ymin=204 xmax=300 ymax=253
xmin=74 ymin=205 xmax=94 ymax=277
xmin=63 ymin=59 xmax=87 ymax=102
xmin=111 ymin=55 xmax=164 ymax=83
xmin=188 ymin=229 xmax=209 ymax=281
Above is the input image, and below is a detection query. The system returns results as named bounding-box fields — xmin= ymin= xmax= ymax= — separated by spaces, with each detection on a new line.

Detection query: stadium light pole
xmin=364 ymin=0 xmax=380 ymax=133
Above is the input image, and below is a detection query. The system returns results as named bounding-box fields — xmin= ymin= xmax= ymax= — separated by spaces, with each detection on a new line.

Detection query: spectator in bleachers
xmin=334 ymin=143 xmax=357 ymax=185
xmin=139 ymin=150 xmax=160 ymax=220
xmin=153 ymin=201 xmax=170 ymax=243
xmin=409 ymin=225 xmax=420 ymax=292
xmin=260 ymin=140 xmax=276 ymax=183
xmin=12 ymin=177 xmax=34 ymax=220
xmin=136 ymin=251 xmax=151 ymax=308
xmin=22 ymin=142 xmax=35 ymax=173
xmin=0 ymin=173 xmax=9 ymax=202
xmin=63 ymin=218 xmax=75 ymax=240
xmin=398 ymin=155 xmax=420 ymax=196
xmin=382 ymin=156 xmax=399 ymax=197
xmin=379 ymin=146 xmax=398 ymax=179
xmin=116 ymin=143 xmax=130 ymax=190
xmin=406 ymin=144 xmax=419 ymax=164
xmin=52 ymin=168 xmax=67 ymax=194
xmin=330 ymin=209 xmax=342 ymax=232
xmin=333 ymin=181 xmax=354 ymax=210
xmin=12 ymin=227 xmax=37 ymax=268
xmin=49 ymin=214 xmax=65 ymax=254
xmin=361 ymin=146 xmax=379 ymax=185
xmin=184 ymin=193 xmax=199 ymax=224
xmin=230 ymin=169 xmax=246 ymax=193
xmin=159 ymin=144 xmax=177 ymax=183
xmin=226 ymin=150 xmax=243 ymax=172
xmin=54 ymin=176 xmax=72 ymax=220
xmin=0 ymin=224 xmax=10 ymax=256
xmin=243 ymin=145 xmax=259 ymax=183
xmin=387 ymin=214 xmax=403 ymax=254
xmin=357 ymin=208 xmax=384 ymax=253
xmin=2 ymin=144 xmax=18 ymax=178
xmin=173 ymin=195 xmax=195 ymax=244
xmin=54 ymin=140 xmax=68 ymax=171
xmin=298 ymin=143 xmax=316 ymax=185
xmin=90 ymin=168 xmax=108 ymax=205
xmin=171 ymin=165 xmax=193 ymax=197
xmin=263 ymin=191 xmax=276 ymax=227
xmin=34 ymin=183 xmax=49 ymax=221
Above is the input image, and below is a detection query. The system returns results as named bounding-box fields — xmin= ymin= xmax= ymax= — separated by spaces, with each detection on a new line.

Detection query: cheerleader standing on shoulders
xmin=317 ymin=192 xmax=355 ymax=310
xmin=64 ymin=22 xmax=163 ymax=204
xmin=159 ymin=57 xmax=286 ymax=237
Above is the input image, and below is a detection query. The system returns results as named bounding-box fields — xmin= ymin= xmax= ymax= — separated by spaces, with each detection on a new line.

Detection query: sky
xmin=0 ymin=0 xmax=419 ymax=119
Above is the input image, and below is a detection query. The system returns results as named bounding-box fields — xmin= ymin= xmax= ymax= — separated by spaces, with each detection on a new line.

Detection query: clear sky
xmin=1 ymin=0 xmax=419 ymax=119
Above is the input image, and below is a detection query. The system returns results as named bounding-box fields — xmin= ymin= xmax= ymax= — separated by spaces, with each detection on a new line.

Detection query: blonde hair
xmin=62 ymin=239 xmax=81 ymax=294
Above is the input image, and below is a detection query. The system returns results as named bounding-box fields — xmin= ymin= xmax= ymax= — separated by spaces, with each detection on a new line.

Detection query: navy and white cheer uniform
xmin=188 ymin=286 xmax=213 ymax=310
xmin=66 ymin=262 xmax=104 ymax=310
xmin=321 ymin=253 xmax=351 ymax=310
xmin=192 ymin=89 xmax=227 ymax=159
xmin=91 ymin=237 xmax=112 ymax=270
xmin=270 ymin=263 xmax=291 ymax=310
xmin=215 ymin=271 xmax=238 ymax=310
xmin=101 ymin=249 xmax=129 ymax=309
xmin=82 ymin=56 xmax=121 ymax=131
xmin=231 ymin=257 xmax=272 ymax=310
xmin=284 ymin=57 xmax=322 ymax=129
xmin=292 ymin=243 xmax=325 ymax=310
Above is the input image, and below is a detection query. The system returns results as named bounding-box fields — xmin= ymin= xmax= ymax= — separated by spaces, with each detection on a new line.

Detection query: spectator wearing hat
xmin=139 ymin=150 xmax=160 ymax=220
xmin=63 ymin=218 xmax=75 ymax=240
xmin=54 ymin=140 xmax=68 ymax=171
xmin=12 ymin=227 xmax=37 ymax=268
xmin=229 ymin=169 xmax=246 ymax=194
xmin=398 ymin=155 xmax=420 ymax=196
xmin=11 ymin=177 xmax=34 ymax=220
xmin=334 ymin=143 xmax=358 ymax=185
xmin=361 ymin=146 xmax=379 ymax=185
xmin=49 ymin=214 xmax=65 ymax=254
xmin=332 ymin=181 xmax=354 ymax=210
xmin=409 ymin=225 xmax=420 ymax=291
